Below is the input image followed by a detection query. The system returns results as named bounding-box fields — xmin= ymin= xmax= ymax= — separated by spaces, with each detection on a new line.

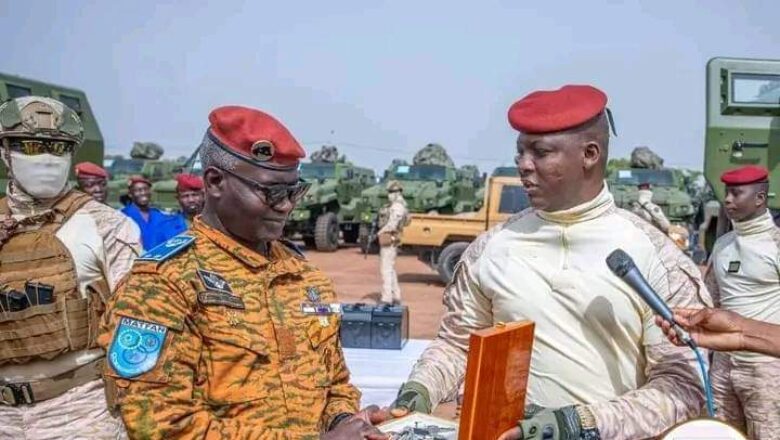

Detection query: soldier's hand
xmin=389 ymin=381 xmax=432 ymax=418
xmin=498 ymin=405 xmax=583 ymax=440
xmin=321 ymin=416 xmax=388 ymax=440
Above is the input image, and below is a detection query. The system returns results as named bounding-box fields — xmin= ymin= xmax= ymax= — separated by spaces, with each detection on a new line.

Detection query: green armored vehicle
xmin=357 ymin=144 xmax=480 ymax=249
xmin=608 ymin=167 xmax=696 ymax=223
xmin=285 ymin=146 xmax=376 ymax=252
xmin=106 ymin=143 xmax=185 ymax=209
xmin=608 ymin=146 xmax=696 ymax=224
xmin=0 ymin=73 xmax=103 ymax=196
xmin=700 ymin=57 xmax=780 ymax=253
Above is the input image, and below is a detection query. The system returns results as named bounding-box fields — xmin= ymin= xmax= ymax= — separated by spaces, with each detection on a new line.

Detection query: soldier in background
xmin=705 ymin=165 xmax=780 ymax=439
xmin=0 ymin=96 xmax=141 ymax=438
xmin=631 ymin=182 xmax=671 ymax=233
xmin=99 ymin=105 xmax=384 ymax=439
xmin=75 ymin=161 xmax=109 ymax=204
xmin=121 ymin=175 xmax=181 ymax=250
xmin=171 ymin=173 xmax=204 ymax=228
xmin=377 ymin=180 xmax=408 ymax=305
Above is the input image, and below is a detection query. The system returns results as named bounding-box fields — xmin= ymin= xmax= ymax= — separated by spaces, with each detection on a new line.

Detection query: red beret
xmin=128 ymin=175 xmax=151 ymax=187
xmin=720 ymin=165 xmax=769 ymax=186
xmin=203 ymin=106 xmax=305 ymax=170
xmin=508 ymin=85 xmax=608 ymax=134
xmin=74 ymin=162 xmax=108 ymax=179
xmin=176 ymin=173 xmax=204 ymax=192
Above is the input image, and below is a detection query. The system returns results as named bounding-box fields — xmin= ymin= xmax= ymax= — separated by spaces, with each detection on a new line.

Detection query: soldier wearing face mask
xmin=377 ymin=180 xmax=409 ymax=305
xmin=0 ymin=96 xmax=141 ymax=439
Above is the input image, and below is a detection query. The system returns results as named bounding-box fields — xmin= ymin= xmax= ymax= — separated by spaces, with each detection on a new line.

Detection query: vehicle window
xmin=392 ymin=164 xmax=447 ymax=181
xmin=732 ymin=73 xmax=780 ymax=105
xmin=6 ymin=84 xmax=31 ymax=98
xmin=498 ymin=185 xmax=530 ymax=214
xmin=300 ymin=163 xmax=336 ymax=180
xmin=612 ymin=169 xmax=675 ymax=187
xmin=58 ymin=94 xmax=83 ymax=114
xmin=108 ymin=158 xmax=145 ymax=175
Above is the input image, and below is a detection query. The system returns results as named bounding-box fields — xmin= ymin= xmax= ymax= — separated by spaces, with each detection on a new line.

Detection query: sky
xmin=1 ymin=0 xmax=778 ymax=173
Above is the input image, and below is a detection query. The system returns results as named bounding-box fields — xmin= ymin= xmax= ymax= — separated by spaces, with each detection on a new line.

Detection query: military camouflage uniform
xmin=99 ymin=218 xmax=359 ymax=439
xmin=630 ymin=188 xmax=671 ymax=233
xmin=378 ymin=186 xmax=408 ymax=304
xmin=407 ymin=186 xmax=711 ymax=439
xmin=707 ymin=210 xmax=780 ymax=439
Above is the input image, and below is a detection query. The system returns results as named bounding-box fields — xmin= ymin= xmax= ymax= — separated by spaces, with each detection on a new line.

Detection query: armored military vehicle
xmin=105 ymin=142 xmax=184 ymax=209
xmin=357 ymin=144 xmax=480 ymax=251
xmin=700 ymin=57 xmax=780 ymax=253
xmin=608 ymin=147 xmax=696 ymax=224
xmin=285 ymin=146 xmax=376 ymax=252
xmin=0 ymin=73 xmax=103 ymax=196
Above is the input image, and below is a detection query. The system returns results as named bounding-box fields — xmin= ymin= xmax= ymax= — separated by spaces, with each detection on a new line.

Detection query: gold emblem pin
xmin=251 ymin=140 xmax=274 ymax=162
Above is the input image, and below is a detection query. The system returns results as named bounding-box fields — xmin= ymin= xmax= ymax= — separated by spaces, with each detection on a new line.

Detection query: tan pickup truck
xmin=401 ymin=176 xmax=528 ymax=283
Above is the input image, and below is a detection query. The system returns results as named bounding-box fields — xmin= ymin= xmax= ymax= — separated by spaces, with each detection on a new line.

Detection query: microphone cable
xmin=687 ymin=339 xmax=716 ymax=417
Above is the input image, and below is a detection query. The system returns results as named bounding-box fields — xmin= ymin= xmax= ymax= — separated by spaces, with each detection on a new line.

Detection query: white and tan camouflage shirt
xmin=631 ymin=189 xmax=671 ymax=233
xmin=378 ymin=197 xmax=408 ymax=235
xmin=408 ymin=184 xmax=712 ymax=439
xmin=1 ymin=186 xmax=141 ymax=382
xmin=709 ymin=210 xmax=780 ymax=363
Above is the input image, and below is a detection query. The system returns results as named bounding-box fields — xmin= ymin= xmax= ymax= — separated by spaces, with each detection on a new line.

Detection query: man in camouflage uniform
xmin=99 ymin=106 xmax=385 ymax=439
xmin=389 ymin=86 xmax=711 ymax=439
xmin=377 ymin=180 xmax=408 ymax=305
xmin=0 ymin=96 xmax=141 ymax=438
xmin=704 ymin=165 xmax=780 ymax=439
xmin=630 ymin=182 xmax=671 ymax=233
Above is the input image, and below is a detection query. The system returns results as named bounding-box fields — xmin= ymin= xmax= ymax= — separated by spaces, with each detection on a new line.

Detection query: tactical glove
xmin=390 ymin=381 xmax=432 ymax=415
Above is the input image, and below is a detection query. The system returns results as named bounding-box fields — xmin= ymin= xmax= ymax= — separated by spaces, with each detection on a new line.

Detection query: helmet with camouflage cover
xmin=0 ymin=96 xmax=83 ymax=146
xmin=386 ymin=180 xmax=403 ymax=193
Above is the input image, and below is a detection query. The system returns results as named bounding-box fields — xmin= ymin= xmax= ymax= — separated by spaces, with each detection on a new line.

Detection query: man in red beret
xmin=99 ymin=105 xmax=384 ymax=439
xmin=74 ymin=161 xmax=109 ymax=204
xmin=687 ymin=165 xmax=780 ymax=438
xmin=389 ymin=85 xmax=712 ymax=439
xmin=175 ymin=173 xmax=205 ymax=224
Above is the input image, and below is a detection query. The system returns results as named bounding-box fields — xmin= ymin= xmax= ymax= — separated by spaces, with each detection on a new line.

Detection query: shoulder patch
xmin=279 ymin=239 xmax=306 ymax=260
xmin=137 ymin=235 xmax=195 ymax=263
xmin=108 ymin=316 xmax=168 ymax=378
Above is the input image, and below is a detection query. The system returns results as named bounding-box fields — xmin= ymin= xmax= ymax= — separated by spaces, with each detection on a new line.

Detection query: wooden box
xmin=458 ymin=321 xmax=535 ymax=440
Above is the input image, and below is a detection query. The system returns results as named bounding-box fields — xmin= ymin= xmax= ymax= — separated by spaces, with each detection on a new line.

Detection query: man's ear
xmin=756 ymin=190 xmax=768 ymax=208
xmin=203 ymin=167 xmax=225 ymax=199
xmin=582 ymin=141 xmax=602 ymax=171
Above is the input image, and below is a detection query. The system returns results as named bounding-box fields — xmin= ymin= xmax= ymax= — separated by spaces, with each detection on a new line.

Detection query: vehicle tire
xmin=358 ymin=224 xmax=379 ymax=254
xmin=436 ymin=242 xmax=469 ymax=284
xmin=314 ymin=212 xmax=339 ymax=252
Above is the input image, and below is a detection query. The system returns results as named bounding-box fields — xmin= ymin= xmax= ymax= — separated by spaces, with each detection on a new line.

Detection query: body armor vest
xmin=0 ymin=190 xmax=101 ymax=365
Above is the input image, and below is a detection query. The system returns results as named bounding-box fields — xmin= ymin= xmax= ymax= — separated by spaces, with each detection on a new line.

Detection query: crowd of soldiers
xmin=0 ymin=84 xmax=778 ymax=440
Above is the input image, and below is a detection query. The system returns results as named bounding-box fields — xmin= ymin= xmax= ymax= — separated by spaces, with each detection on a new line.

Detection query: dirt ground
xmin=306 ymin=245 xmax=446 ymax=339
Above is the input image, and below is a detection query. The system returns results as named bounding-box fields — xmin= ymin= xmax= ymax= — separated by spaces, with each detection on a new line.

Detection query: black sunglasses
xmin=7 ymin=139 xmax=76 ymax=156
xmin=216 ymin=166 xmax=311 ymax=207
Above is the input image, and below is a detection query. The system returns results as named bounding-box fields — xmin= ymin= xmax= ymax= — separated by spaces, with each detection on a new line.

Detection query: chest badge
xmin=728 ymin=261 xmax=741 ymax=273
xmin=198 ymin=269 xmax=233 ymax=294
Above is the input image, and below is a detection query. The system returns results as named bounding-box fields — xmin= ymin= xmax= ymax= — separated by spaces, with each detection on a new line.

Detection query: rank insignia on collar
xmin=306 ymin=286 xmax=321 ymax=303
xmin=728 ymin=261 xmax=741 ymax=273
xmin=197 ymin=269 xmax=233 ymax=294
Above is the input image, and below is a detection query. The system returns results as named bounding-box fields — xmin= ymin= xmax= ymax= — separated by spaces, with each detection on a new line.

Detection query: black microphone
xmin=606 ymin=249 xmax=693 ymax=346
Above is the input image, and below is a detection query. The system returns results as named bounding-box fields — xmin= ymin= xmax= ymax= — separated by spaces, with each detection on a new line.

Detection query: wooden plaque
xmin=458 ymin=321 xmax=535 ymax=440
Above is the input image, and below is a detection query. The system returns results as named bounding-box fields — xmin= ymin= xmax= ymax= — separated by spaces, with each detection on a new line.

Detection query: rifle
xmin=363 ymin=218 xmax=378 ymax=259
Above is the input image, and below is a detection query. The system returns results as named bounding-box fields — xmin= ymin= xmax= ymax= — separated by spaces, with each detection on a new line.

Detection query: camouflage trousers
xmin=380 ymin=244 xmax=401 ymax=304
xmin=0 ymin=379 xmax=127 ymax=440
xmin=711 ymin=352 xmax=780 ymax=439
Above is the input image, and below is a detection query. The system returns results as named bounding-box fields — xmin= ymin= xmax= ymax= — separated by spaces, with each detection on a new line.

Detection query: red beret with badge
xmin=508 ymin=85 xmax=608 ymax=134
xmin=128 ymin=175 xmax=152 ymax=188
xmin=720 ymin=165 xmax=769 ymax=186
xmin=175 ymin=173 xmax=204 ymax=192
xmin=202 ymin=105 xmax=305 ymax=170
xmin=74 ymin=162 xmax=109 ymax=179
